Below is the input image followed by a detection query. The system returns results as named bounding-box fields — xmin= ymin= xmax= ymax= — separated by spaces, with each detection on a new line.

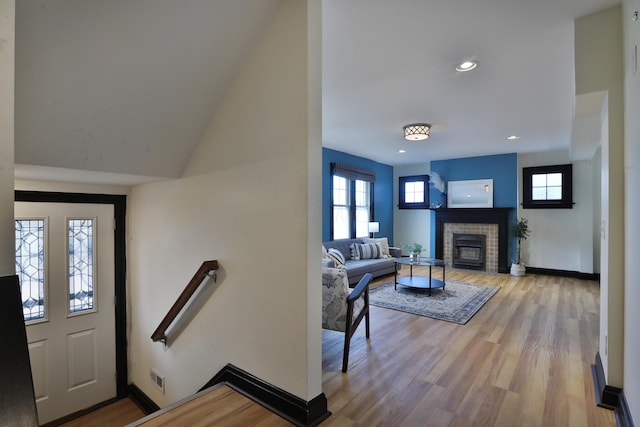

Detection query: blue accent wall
xmin=322 ymin=148 xmax=394 ymax=242
xmin=429 ymin=153 xmax=518 ymax=257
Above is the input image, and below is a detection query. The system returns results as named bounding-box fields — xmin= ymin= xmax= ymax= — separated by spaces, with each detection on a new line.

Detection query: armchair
xmin=322 ymin=268 xmax=372 ymax=372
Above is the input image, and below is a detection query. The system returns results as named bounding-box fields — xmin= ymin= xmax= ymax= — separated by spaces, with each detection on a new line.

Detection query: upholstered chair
xmin=322 ymin=267 xmax=372 ymax=372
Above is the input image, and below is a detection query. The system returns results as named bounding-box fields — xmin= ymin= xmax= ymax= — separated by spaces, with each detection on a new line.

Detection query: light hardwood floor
xmin=62 ymin=269 xmax=615 ymax=426
xmin=322 ymin=268 xmax=616 ymax=426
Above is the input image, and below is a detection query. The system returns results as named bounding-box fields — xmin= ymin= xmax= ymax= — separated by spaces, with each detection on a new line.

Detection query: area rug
xmin=368 ymin=280 xmax=500 ymax=324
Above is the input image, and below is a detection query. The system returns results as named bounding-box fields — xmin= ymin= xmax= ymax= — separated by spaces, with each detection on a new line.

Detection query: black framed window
xmin=522 ymin=164 xmax=573 ymax=209
xmin=331 ymin=163 xmax=375 ymax=239
xmin=398 ymin=175 xmax=430 ymax=209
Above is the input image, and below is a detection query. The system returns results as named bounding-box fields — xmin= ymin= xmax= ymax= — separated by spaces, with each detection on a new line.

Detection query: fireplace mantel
xmin=433 ymin=208 xmax=513 ymax=273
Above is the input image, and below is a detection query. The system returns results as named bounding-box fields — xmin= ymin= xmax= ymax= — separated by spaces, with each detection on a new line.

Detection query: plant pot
xmin=510 ymin=263 xmax=526 ymax=277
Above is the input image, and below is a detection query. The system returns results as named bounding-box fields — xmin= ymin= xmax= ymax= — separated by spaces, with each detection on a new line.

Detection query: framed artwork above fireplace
xmin=447 ymin=179 xmax=494 ymax=208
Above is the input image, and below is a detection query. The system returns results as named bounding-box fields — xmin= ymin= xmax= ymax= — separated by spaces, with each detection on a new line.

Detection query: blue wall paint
xmin=322 ymin=148 xmax=394 ymax=242
xmin=429 ymin=153 xmax=518 ymax=258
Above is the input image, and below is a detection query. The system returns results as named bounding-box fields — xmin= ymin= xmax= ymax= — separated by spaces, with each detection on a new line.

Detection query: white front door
xmin=15 ymin=202 xmax=116 ymax=425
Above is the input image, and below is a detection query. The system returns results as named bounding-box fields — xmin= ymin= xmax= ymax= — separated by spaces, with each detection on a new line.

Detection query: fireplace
xmin=453 ymin=233 xmax=485 ymax=270
xmin=434 ymin=208 xmax=512 ymax=274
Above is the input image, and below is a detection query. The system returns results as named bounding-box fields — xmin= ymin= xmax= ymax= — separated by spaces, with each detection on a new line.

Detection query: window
xmin=15 ymin=218 xmax=47 ymax=322
xmin=331 ymin=163 xmax=375 ymax=239
xmin=398 ymin=175 xmax=430 ymax=209
xmin=522 ymin=164 xmax=573 ymax=209
xmin=68 ymin=218 xmax=96 ymax=314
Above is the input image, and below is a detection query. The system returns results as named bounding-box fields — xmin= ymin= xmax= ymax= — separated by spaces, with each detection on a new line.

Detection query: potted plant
xmin=510 ymin=217 xmax=531 ymax=276
xmin=402 ymin=242 xmax=423 ymax=262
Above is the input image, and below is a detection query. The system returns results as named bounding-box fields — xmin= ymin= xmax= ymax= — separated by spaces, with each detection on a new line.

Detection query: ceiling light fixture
xmin=403 ymin=123 xmax=431 ymax=141
xmin=456 ymin=61 xmax=477 ymax=72
xmin=398 ymin=149 xmax=407 ymax=154
xmin=506 ymin=135 xmax=520 ymax=140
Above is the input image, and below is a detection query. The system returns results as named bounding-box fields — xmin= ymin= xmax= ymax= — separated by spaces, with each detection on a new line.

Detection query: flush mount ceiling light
xmin=506 ymin=135 xmax=520 ymax=140
xmin=403 ymin=123 xmax=431 ymax=141
xmin=455 ymin=61 xmax=478 ymax=72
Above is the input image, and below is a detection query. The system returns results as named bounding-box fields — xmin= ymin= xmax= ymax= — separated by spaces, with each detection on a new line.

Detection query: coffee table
xmin=394 ymin=257 xmax=446 ymax=296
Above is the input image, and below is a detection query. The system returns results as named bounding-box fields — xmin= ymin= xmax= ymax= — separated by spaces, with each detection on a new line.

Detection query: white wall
xmin=393 ymin=164 xmax=431 ymax=256
xmin=623 ymin=0 xmax=640 ymax=419
xmin=517 ymin=150 xmax=595 ymax=273
xmin=0 ymin=0 xmax=14 ymax=276
xmin=576 ymin=5 xmax=624 ymax=388
xmin=127 ymin=0 xmax=322 ymax=406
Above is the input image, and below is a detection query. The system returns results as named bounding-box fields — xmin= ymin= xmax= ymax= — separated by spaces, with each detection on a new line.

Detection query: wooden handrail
xmin=151 ymin=260 xmax=219 ymax=343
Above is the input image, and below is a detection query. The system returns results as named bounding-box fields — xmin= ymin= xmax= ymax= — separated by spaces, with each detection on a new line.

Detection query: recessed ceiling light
xmin=506 ymin=135 xmax=520 ymax=141
xmin=455 ymin=61 xmax=477 ymax=72
xmin=398 ymin=149 xmax=406 ymax=154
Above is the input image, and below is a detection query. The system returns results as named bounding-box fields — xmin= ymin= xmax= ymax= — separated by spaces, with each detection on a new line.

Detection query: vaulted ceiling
xmin=14 ymin=0 xmax=619 ymax=184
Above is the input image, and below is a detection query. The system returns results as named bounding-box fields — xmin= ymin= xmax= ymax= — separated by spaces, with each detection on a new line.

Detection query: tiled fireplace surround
xmin=434 ymin=208 xmax=512 ymax=274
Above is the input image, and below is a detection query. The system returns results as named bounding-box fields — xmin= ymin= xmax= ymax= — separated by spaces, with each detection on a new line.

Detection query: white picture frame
xmin=447 ymin=179 xmax=494 ymax=208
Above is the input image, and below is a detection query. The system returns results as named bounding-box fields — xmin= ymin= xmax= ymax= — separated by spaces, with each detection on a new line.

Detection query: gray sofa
xmin=323 ymin=238 xmax=400 ymax=286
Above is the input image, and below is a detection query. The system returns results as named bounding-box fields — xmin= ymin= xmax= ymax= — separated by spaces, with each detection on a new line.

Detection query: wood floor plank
xmin=322 ymin=269 xmax=616 ymax=427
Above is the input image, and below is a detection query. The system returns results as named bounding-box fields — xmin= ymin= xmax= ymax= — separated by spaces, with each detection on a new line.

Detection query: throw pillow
xmin=322 ymin=245 xmax=328 ymax=259
xmin=363 ymin=237 xmax=390 ymax=257
xmin=353 ymin=242 xmax=382 ymax=260
xmin=327 ymin=248 xmax=346 ymax=268
xmin=349 ymin=243 xmax=360 ymax=260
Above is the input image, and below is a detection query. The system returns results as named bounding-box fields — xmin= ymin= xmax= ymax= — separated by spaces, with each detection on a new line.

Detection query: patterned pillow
xmin=322 ymin=245 xmax=328 ymax=259
xmin=351 ymin=242 xmax=382 ymax=260
xmin=362 ymin=237 xmax=390 ymax=257
xmin=327 ymin=248 xmax=346 ymax=268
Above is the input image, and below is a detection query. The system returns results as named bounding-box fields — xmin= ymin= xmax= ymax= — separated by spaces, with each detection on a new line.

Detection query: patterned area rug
xmin=369 ymin=280 xmax=500 ymax=324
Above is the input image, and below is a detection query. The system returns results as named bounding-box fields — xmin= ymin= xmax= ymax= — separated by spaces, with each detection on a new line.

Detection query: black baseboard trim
xmin=128 ymin=383 xmax=160 ymax=415
xmin=616 ymin=390 xmax=636 ymax=427
xmin=527 ymin=266 xmax=599 ymax=281
xmin=592 ymin=352 xmax=635 ymax=427
xmin=201 ymin=364 xmax=331 ymax=427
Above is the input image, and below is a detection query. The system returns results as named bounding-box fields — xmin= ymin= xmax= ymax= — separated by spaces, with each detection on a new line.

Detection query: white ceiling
xmin=323 ymin=0 xmax=619 ymax=166
xmin=14 ymin=0 xmax=620 ymax=184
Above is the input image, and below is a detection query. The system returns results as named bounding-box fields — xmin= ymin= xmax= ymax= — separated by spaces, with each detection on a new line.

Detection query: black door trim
xmin=15 ymin=190 xmax=128 ymax=398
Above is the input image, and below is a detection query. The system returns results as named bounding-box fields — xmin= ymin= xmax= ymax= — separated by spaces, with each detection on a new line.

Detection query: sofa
xmin=322 ymin=237 xmax=400 ymax=286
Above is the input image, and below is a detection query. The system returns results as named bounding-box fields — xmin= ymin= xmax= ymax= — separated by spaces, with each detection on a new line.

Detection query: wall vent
xmin=149 ymin=368 xmax=165 ymax=393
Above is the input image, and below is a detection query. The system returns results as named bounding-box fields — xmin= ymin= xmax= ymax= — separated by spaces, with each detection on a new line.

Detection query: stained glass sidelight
xmin=68 ymin=219 xmax=95 ymax=313
xmin=15 ymin=219 xmax=46 ymax=322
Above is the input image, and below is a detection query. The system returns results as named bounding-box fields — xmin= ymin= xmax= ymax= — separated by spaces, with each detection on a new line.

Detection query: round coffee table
xmin=394 ymin=257 xmax=445 ymax=296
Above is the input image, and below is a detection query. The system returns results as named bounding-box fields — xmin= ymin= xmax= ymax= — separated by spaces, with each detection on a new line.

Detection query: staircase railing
xmin=151 ymin=260 xmax=219 ymax=344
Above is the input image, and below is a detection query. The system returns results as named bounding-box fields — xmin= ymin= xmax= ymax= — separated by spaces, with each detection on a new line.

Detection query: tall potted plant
xmin=510 ymin=217 xmax=531 ymax=276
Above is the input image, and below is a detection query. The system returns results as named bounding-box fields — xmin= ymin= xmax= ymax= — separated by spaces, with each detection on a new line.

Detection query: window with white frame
xmin=331 ymin=163 xmax=375 ymax=239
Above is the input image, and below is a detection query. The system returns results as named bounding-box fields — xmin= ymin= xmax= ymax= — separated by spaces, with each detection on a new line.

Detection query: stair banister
xmin=151 ymin=260 xmax=219 ymax=344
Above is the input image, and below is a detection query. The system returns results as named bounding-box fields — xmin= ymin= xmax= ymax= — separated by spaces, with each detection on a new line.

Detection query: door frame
xmin=15 ymin=190 xmax=128 ymax=399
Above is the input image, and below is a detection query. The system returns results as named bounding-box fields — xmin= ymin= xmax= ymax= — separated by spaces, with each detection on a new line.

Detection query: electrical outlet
xmin=150 ymin=368 xmax=165 ymax=393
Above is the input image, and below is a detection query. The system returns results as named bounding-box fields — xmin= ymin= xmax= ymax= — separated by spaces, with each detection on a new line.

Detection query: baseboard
xmin=128 ymin=383 xmax=160 ymax=415
xmin=615 ymin=390 xmax=636 ymax=427
xmin=201 ymin=363 xmax=331 ymax=427
xmin=592 ymin=352 xmax=635 ymax=427
xmin=526 ymin=266 xmax=599 ymax=281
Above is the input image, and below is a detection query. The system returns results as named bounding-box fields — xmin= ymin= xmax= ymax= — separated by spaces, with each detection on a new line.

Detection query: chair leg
xmin=342 ymin=333 xmax=351 ymax=373
xmin=365 ymin=309 xmax=370 ymax=339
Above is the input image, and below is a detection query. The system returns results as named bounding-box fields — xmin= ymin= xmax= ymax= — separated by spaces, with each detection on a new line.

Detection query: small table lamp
xmin=368 ymin=221 xmax=380 ymax=238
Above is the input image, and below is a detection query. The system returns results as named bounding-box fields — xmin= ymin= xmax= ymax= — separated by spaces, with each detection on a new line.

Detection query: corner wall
xmin=517 ymin=150 xmax=596 ymax=273
xmin=575 ymin=5 xmax=624 ymax=388
xmin=127 ymin=0 xmax=322 ymax=406
xmin=622 ymin=0 xmax=640 ymax=420
xmin=0 ymin=0 xmax=15 ymax=276
xmin=394 ymin=164 xmax=431 ymax=256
